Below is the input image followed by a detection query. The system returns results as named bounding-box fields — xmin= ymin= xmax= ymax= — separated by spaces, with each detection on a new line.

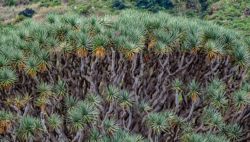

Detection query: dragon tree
xmin=0 ymin=10 xmax=249 ymax=142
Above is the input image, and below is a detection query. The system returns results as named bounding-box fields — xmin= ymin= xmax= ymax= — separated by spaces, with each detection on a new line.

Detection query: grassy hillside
xmin=1 ymin=0 xmax=250 ymax=36
xmin=205 ymin=0 xmax=250 ymax=36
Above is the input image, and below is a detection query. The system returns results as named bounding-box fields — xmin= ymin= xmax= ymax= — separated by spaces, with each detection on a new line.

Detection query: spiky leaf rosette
xmin=65 ymin=95 xmax=78 ymax=110
xmin=47 ymin=114 xmax=62 ymax=130
xmin=0 ymin=68 xmax=17 ymax=90
xmin=84 ymin=93 xmax=102 ymax=107
xmin=233 ymin=90 xmax=250 ymax=109
xmin=106 ymin=85 xmax=119 ymax=102
xmin=16 ymin=116 xmax=43 ymax=141
xmin=202 ymin=107 xmax=224 ymax=128
xmin=172 ymin=79 xmax=183 ymax=92
xmin=0 ymin=110 xmax=13 ymax=134
xmin=67 ymin=102 xmax=98 ymax=131
xmin=92 ymin=35 xmax=108 ymax=58
xmin=182 ymin=133 xmax=229 ymax=142
xmin=24 ymin=56 xmax=40 ymax=78
xmin=221 ymin=123 xmax=242 ymax=140
xmin=207 ymin=79 xmax=228 ymax=109
xmin=118 ymin=90 xmax=133 ymax=108
xmin=0 ymin=56 xmax=9 ymax=67
xmin=53 ymin=79 xmax=67 ymax=97
xmin=103 ymin=119 xmax=119 ymax=136
xmin=75 ymin=33 xmax=89 ymax=58
xmin=146 ymin=112 xmax=169 ymax=135
xmin=188 ymin=80 xmax=200 ymax=103
xmin=37 ymin=82 xmax=53 ymax=97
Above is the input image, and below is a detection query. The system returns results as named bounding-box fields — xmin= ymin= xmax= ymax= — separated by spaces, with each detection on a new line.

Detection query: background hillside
xmin=1 ymin=0 xmax=250 ymax=37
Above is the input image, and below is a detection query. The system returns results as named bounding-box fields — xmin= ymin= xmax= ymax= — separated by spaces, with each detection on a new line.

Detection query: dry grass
xmin=0 ymin=3 xmax=68 ymax=24
xmin=33 ymin=5 xmax=68 ymax=21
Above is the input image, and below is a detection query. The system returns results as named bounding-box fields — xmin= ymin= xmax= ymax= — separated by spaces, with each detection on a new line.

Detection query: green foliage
xmin=3 ymin=0 xmax=17 ymax=6
xmin=16 ymin=116 xmax=42 ymax=141
xmin=54 ymin=79 xmax=67 ymax=96
xmin=47 ymin=114 xmax=62 ymax=130
xmin=69 ymin=0 xmax=115 ymax=15
xmin=64 ymin=95 xmax=78 ymax=109
xmin=233 ymin=90 xmax=250 ymax=109
xmin=39 ymin=0 xmax=61 ymax=7
xmin=37 ymin=82 xmax=53 ymax=97
xmin=136 ymin=0 xmax=174 ymax=12
xmin=101 ymin=129 xmax=146 ymax=142
xmin=0 ymin=111 xmax=13 ymax=121
xmin=206 ymin=79 xmax=228 ymax=109
xmin=106 ymin=85 xmax=119 ymax=102
xmin=0 ymin=68 xmax=17 ymax=89
xmin=172 ymin=78 xmax=183 ymax=91
xmin=221 ymin=123 xmax=242 ymax=140
xmin=146 ymin=112 xmax=169 ymax=134
xmin=112 ymin=130 xmax=145 ymax=142
xmin=138 ymin=100 xmax=152 ymax=112
xmin=182 ymin=133 xmax=229 ymax=142
xmin=118 ymin=90 xmax=133 ymax=108
xmin=67 ymin=102 xmax=99 ymax=131
xmin=202 ymin=107 xmax=224 ymax=128
xmin=188 ymin=80 xmax=199 ymax=97
xmin=84 ymin=93 xmax=102 ymax=107
xmin=206 ymin=0 xmax=250 ymax=37
xmin=74 ymin=4 xmax=92 ymax=14
xmin=112 ymin=0 xmax=127 ymax=10
xmin=103 ymin=119 xmax=119 ymax=135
